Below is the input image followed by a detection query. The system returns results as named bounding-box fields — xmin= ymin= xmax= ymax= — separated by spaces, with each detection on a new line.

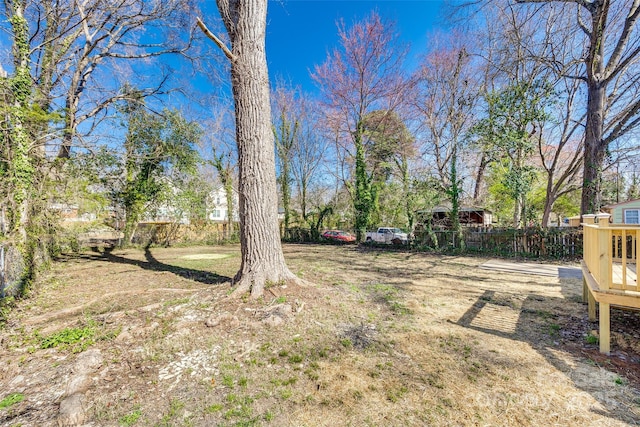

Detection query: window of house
xmin=212 ymin=209 xmax=221 ymax=218
xmin=624 ymin=209 xmax=640 ymax=224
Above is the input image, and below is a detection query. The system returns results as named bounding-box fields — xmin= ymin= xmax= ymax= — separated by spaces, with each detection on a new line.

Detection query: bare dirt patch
xmin=1 ymin=244 xmax=639 ymax=426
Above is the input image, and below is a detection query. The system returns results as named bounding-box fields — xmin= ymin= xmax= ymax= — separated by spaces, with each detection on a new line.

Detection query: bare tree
xmin=510 ymin=5 xmax=585 ymax=226
xmin=516 ymin=0 xmax=640 ymax=215
xmin=312 ymin=11 xmax=409 ymax=241
xmin=412 ymin=33 xmax=480 ymax=236
xmin=466 ymin=3 xmax=587 ymax=226
xmin=272 ymin=83 xmax=329 ymax=227
xmin=203 ymin=107 xmax=238 ymax=239
xmin=1 ymin=0 xmax=197 ymax=159
xmin=56 ymin=0 xmax=195 ymax=158
xmin=290 ymin=98 xmax=329 ymax=225
xmin=538 ymin=73 xmax=584 ymax=226
xmin=198 ymin=0 xmax=297 ymax=298
xmin=271 ymin=83 xmax=299 ymax=231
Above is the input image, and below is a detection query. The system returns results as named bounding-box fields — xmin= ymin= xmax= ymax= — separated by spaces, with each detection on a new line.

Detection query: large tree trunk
xmin=217 ymin=0 xmax=296 ymax=298
xmin=581 ymin=82 xmax=607 ymax=215
xmin=7 ymin=3 xmax=32 ymax=244
xmin=580 ymin=0 xmax=608 ymax=216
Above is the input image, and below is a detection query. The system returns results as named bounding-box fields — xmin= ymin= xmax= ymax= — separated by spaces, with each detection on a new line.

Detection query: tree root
xmin=23 ymin=287 xmax=207 ymax=326
xmin=229 ymin=267 xmax=308 ymax=299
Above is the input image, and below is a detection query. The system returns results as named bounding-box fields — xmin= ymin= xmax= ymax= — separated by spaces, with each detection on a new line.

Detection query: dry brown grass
xmin=1 ymin=244 xmax=639 ymax=426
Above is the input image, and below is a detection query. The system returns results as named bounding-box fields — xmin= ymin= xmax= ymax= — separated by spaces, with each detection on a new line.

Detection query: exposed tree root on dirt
xmin=229 ymin=267 xmax=307 ymax=299
xmin=23 ymin=287 xmax=208 ymax=326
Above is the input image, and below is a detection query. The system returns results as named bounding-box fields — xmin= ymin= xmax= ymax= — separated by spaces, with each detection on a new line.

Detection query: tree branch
xmin=605 ymin=44 xmax=640 ymax=84
xmin=604 ymin=100 xmax=640 ymax=144
xmin=576 ymin=3 xmax=591 ymax=36
xmin=515 ymin=0 xmax=593 ymax=11
xmin=196 ymin=17 xmax=235 ymax=62
xmin=604 ymin=1 xmax=640 ymax=81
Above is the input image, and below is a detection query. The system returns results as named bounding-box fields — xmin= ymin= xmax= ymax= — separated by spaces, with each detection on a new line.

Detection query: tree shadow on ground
xmin=68 ymin=247 xmax=231 ymax=285
xmin=455 ymin=281 xmax=640 ymax=425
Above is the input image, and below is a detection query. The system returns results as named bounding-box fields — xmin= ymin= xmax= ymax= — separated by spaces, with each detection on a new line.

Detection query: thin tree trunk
xmin=513 ymin=196 xmax=523 ymax=229
xmin=281 ymin=160 xmax=291 ymax=231
xmin=401 ymin=159 xmax=413 ymax=232
xmin=300 ymin=180 xmax=307 ymax=223
xmin=473 ymin=152 xmax=489 ymax=202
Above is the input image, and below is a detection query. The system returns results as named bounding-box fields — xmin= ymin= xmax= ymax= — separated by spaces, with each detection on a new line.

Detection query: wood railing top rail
xmin=583 ymin=224 xmax=640 ymax=230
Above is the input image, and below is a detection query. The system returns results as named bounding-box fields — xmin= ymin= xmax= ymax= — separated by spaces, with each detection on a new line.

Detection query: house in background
xmin=50 ymin=202 xmax=98 ymax=223
xmin=146 ymin=204 xmax=190 ymax=224
xmin=416 ymin=205 xmax=493 ymax=229
xmin=142 ymin=178 xmax=190 ymax=224
xmin=208 ymin=186 xmax=239 ymax=223
xmin=602 ymin=199 xmax=640 ymax=224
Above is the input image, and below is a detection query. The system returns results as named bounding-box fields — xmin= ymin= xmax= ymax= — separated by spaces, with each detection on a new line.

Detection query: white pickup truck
xmin=365 ymin=227 xmax=409 ymax=244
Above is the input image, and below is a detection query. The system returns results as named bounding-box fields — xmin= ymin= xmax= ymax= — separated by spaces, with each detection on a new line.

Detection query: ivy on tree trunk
xmin=353 ymin=122 xmax=376 ymax=242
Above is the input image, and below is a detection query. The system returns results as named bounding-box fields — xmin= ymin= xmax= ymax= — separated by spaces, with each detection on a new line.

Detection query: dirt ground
xmin=1 ymin=244 xmax=640 ymax=426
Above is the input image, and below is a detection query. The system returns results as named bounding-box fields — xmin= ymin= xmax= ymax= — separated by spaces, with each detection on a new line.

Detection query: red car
xmin=321 ymin=230 xmax=356 ymax=243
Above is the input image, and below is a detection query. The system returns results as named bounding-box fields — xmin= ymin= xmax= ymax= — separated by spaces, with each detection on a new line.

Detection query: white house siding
xmin=208 ymin=187 xmax=239 ymax=222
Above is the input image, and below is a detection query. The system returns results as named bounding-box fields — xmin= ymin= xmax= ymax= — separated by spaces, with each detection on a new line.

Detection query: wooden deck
xmin=581 ymin=214 xmax=640 ymax=354
xmin=612 ymin=263 xmax=637 ymax=288
xmin=480 ymin=259 xmax=582 ymax=279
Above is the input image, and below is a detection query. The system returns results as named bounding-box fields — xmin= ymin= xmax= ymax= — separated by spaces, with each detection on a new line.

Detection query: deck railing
xmin=582 ymin=213 xmax=640 ymax=354
xmin=583 ymin=214 xmax=639 ymax=292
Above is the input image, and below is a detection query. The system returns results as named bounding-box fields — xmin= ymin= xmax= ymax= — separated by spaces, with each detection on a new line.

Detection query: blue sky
xmin=264 ymin=0 xmax=448 ymax=92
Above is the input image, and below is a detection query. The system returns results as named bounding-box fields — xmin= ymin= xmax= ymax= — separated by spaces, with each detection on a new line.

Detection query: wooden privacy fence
xmin=413 ymin=228 xmax=583 ymax=259
xmin=581 ymin=213 xmax=639 ymax=354
xmin=281 ymin=226 xmax=583 ymax=259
